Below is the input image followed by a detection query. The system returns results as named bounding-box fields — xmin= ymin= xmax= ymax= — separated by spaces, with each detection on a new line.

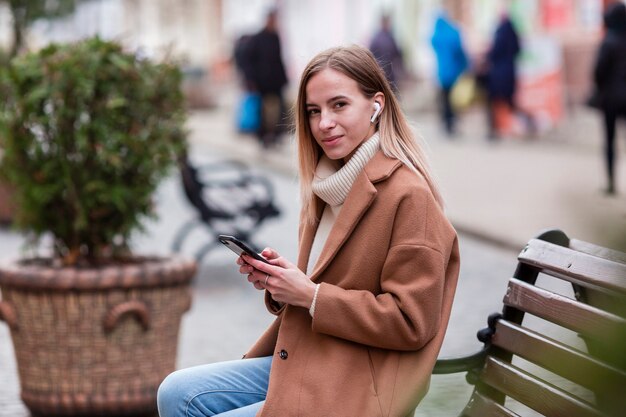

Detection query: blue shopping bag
xmin=237 ymin=92 xmax=261 ymax=133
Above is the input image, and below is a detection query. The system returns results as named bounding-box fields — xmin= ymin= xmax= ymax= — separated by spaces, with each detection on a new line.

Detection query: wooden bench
xmin=433 ymin=229 xmax=626 ymax=417
xmin=172 ymin=157 xmax=281 ymax=261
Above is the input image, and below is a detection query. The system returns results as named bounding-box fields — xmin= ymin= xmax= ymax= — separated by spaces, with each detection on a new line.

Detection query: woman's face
xmin=305 ymin=68 xmax=382 ymax=162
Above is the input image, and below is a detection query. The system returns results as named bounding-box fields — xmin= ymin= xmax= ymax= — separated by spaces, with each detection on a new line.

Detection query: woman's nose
xmin=318 ymin=111 xmax=335 ymax=130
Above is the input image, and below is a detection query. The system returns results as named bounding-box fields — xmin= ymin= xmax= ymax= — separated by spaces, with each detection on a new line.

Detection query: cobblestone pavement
xmin=2 ymin=94 xmax=607 ymax=415
xmin=1 ymin=159 xmax=525 ymax=416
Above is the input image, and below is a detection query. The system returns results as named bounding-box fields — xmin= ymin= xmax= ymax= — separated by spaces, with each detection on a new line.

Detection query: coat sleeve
xmin=264 ymin=289 xmax=286 ymax=315
xmin=311 ymin=188 xmax=455 ymax=351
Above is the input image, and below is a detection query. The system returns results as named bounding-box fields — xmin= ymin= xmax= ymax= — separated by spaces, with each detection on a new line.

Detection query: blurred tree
xmin=1 ymin=0 xmax=81 ymax=57
xmin=0 ymin=46 xmax=8 ymax=65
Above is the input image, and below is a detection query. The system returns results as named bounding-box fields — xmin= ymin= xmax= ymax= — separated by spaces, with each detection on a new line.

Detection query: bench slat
xmin=567 ymin=240 xmax=626 ymax=319
xmin=491 ymin=320 xmax=626 ymax=392
xmin=464 ymin=392 xmax=520 ymax=417
xmin=503 ymin=278 xmax=626 ymax=341
xmin=518 ymin=239 xmax=626 ymax=296
xmin=481 ymin=356 xmax=607 ymax=417
xmin=569 ymin=239 xmax=626 ymax=265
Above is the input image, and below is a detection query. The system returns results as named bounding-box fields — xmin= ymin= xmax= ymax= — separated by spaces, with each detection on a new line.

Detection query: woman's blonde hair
xmin=295 ymin=45 xmax=443 ymax=224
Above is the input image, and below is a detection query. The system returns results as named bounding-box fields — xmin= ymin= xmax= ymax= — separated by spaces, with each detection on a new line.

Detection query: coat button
xmin=278 ymin=349 xmax=288 ymax=360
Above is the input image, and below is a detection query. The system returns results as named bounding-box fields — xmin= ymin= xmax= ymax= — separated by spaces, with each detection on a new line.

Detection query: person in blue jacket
xmin=431 ymin=11 xmax=468 ymax=136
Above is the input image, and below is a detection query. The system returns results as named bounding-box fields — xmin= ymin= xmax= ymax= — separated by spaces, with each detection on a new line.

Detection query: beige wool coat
xmin=246 ymin=151 xmax=460 ymax=417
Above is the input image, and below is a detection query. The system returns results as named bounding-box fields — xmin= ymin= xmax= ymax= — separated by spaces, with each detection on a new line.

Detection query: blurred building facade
xmin=0 ymin=0 xmax=620 ymax=116
xmin=440 ymin=0 xmax=606 ymax=131
xmin=0 ymin=0 xmax=223 ymax=66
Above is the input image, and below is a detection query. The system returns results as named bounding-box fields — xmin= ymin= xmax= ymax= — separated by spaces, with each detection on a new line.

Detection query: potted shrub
xmin=0 ymin=37 xmax=196 ymax=416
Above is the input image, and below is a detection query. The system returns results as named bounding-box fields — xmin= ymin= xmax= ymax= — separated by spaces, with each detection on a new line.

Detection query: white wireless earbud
xmin=370 ymin=102 xmax=382 ymax=123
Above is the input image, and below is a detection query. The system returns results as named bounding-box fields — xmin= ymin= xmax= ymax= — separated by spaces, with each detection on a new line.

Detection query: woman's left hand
xmin=239 ymin=248 xmax=317 ymax=309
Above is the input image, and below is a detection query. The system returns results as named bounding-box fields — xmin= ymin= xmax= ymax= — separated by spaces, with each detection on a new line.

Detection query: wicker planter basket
xmin=0 ymin=255 xmax=196 ymax=417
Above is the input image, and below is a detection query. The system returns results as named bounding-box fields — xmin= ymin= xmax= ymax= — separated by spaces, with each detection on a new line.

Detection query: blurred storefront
xmin=3 ymin=0 xmax=226 ymax=108
xmin=1 ymin=0 xmax=617 ymax=117
xmin=528 ymin=0 xmax=604 ymax=109
xmin=448 ymin=0 xmax=608 ymax=131
xmin=226 ymin=0 xmax=612 ymax=129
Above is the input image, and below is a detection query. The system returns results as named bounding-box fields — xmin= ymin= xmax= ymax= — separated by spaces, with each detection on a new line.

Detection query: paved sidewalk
xmin=187 ymin=98 xmax=626 ymax=253
xmin=0 ymin=160 xmax=524 ymax=417
xmin=1 ymin=90 xmax=624 ymax=417
xmin=0 ymin=155 xmax=520 ymax=417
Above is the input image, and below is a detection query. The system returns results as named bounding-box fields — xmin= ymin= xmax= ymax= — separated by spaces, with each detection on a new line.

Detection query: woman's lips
xmin=322 ymin=135 xmax=342 ymax=146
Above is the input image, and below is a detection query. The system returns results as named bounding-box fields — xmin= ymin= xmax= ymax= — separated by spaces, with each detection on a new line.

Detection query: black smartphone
xmin=218 ymin=235 xmax=269 ymax=264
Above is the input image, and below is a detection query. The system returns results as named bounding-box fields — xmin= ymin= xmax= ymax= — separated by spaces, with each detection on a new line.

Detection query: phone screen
xmin=218 ymin=235 xmax=269 ymax=264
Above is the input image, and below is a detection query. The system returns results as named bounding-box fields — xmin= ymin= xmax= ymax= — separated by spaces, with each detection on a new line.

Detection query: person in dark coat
xmin=369 ymin=14 xmax=403 ymax=92
xmin=482 ymin=13 xmax=534 ymax=139
xmin=591 ymin=2 xmax=626 ymax=195
xmin=241 ymin=9 xmax=289 ymax=148
xmin=234 ymin=34 xmax=253 ymax=81
xmin=431 ymin=11 xmax=469 ymax=136
xmin=487 ymin=16 xmax=519 ymax=104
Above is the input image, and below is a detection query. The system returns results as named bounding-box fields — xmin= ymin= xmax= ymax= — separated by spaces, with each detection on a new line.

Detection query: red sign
xmin=541 ymin=0 xmax=574 ymax=30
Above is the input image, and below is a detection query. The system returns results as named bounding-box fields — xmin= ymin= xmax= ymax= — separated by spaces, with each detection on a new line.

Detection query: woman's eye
xmin=307 ymin=108 xmax=320 ymax=116
xmin=334 ymin=102 xmax=347 ymax=109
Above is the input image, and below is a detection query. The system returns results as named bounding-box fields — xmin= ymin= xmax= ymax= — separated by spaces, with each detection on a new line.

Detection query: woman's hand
xmin=237 ymin=248 xmax=317 ymax=309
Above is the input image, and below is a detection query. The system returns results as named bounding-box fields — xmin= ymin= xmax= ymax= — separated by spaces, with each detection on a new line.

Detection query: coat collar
xmin=298 ymin=151 xmax=403 ymax=280
xmin=363 ymin=149 xmax=403 ymax=184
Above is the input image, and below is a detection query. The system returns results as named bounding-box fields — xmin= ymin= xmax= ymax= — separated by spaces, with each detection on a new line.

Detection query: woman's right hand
xmin=237 ymin=248 xmax=279 ymax=290
xmin=239 ymin=248 xmax=317 ymax=309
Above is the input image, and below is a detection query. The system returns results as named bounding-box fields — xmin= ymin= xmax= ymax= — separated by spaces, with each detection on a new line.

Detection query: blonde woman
xmin=158 ymin=45 xmax=460 ymax=417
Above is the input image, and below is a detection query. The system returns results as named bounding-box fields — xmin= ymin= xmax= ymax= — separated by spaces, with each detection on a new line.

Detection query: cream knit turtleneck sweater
xmin=311 ymin=132 xmax=381 ymax=208
xmin=306 ymin=133 xmax=380 ymax=316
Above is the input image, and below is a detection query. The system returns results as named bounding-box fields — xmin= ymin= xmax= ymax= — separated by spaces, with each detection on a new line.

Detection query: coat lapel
xmin=308 ymin=173 xmax=377 ymax=281
xmin=297 ymin=200 xmax=324 ymax=273
xmin=300 ymin=152 xmax=402 ymax=282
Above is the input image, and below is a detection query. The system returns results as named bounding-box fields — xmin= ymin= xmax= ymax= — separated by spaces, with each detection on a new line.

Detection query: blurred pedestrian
xmin=589 ymin=2 xmax=626 ymax=195
xmin=369 ymin=14 xmax=404 ymax=92
xmin=481 ymin=12 xmax=534 ymax=139
xmin=233 ymin=34 xmax=253 ymax=84
xmin=431 ymin=10 xmax=469 ymax=137
xmin=233 ymin=34 xmax=263 ymax=134
xmin=240 ymin=9 xmax=289 ymax=148
xmin=157 ymin=45 xmax=460 ymax=417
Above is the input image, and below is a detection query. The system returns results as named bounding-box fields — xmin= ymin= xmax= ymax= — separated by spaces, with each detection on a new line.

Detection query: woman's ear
xmin=370 ymin=102 xmax=382 ymax=123
xmin=370 ymin=93 xmax=386 ymax=123
xmin=373 ymin=92 xmax=386 ymax=109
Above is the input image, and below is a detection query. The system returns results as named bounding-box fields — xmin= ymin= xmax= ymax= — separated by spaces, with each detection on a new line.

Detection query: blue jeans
xmin=157 ymin=356 xmax=272 ymax=417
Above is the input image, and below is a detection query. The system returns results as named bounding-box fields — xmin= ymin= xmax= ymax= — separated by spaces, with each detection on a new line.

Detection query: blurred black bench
xmin=172 ymin=158 xmax=281 ymax=262
xmin=433 ymin=229 xmax=626 ymax=417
